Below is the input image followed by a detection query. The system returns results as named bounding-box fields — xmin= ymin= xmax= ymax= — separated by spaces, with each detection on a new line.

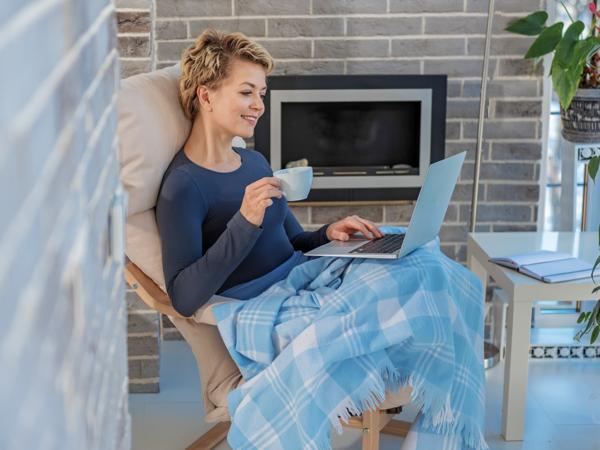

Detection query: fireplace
xmin=254 ymin=75 xmax=447 ymax=202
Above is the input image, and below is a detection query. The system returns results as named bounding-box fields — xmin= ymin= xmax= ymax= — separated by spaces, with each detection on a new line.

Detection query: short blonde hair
xmin=179 ymin=29 xmax=274 ymax=120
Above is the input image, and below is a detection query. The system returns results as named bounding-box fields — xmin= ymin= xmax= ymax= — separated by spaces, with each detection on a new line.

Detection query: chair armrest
xmin=124 ymin=260 xmax=239 ymax=323
xmin=124 ymin=260 xmax=184 ymax=318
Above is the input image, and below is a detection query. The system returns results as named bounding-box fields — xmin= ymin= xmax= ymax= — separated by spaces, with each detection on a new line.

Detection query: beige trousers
xmin=170 ymin=302 xmax=412 ymax=423
xmin=170 ymin=305 xmax=242 ymax=423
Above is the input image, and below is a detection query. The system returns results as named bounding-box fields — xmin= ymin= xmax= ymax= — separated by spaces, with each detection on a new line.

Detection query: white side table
xmin=467 ymin=231 xmax=598 ymax=441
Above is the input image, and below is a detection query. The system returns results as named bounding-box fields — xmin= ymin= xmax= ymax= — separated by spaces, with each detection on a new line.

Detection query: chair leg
xmin=185 ymin=422 xmax=230 ymax=450
xmin=361 ymin=410 xmax=380 ymax=450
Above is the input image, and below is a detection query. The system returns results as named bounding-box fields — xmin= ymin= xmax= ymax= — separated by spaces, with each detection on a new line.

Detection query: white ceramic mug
xmin=273 ymin=166 xmax=313 ymax=201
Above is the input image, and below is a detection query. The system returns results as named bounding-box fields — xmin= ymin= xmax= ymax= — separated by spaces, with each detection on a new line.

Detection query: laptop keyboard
xmin=349 ymin=233 xmax=406 ymax=255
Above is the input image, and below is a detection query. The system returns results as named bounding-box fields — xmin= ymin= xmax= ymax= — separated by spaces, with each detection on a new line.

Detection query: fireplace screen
xmin=281 ymin=101 xmax=421 ymax=175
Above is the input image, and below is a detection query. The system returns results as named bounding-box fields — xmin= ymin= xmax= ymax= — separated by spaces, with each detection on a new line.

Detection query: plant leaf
xmin=589 ymin=156 xmax=599 ymax=182
xmin=591 ymin=326 xmax=600 ymax=344
xmin=581 ymin=320 xmax=595 ymax=338
xmin=592 ymin=255 xmax=600 ymax=283
xmin=525 ymin=23 xmax=564 ymax=58
xmin=554 ymin=21 xmax=586 ymax=67
xmin=575 ymin=37 xmax=600 ymax=63
xmin=578 ymin=311 xmax=587 ymax=323
xmin=506 ymin=11 xmax=549 ymax=36
xmin=551 ymin=62 xmax=583 ymax=109
xmin=581 ymin=316 xmax=596 ymax=337
xmin=573 ymin=38 xmax=600 ymax=80
xmin=551 ymin=21 xmax=587 ymax=109
xmin=581 ymin=303 xmax=600 ymax=337
xmin=592 ymin=285 xmax=600 ymax=294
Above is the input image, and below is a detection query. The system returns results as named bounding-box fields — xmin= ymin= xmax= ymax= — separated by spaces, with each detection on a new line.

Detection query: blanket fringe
xmin=408 ymin=370 xmax=488 ymax=450
xmin=313 ymin=362 xmax=488 ymax=450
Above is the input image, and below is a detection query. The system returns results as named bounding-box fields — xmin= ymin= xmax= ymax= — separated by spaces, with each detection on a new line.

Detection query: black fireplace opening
xmin=254 ymin=74 xmax=447 ymax=202
xmin=281 ymin=101 xmax=421 ymax=176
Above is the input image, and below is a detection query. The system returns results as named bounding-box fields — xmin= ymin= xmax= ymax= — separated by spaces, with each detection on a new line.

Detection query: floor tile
xmin=527 ymin=360 xmax=600 ymax=426
xmin=144 ymin=342 xmax=201 ymax=404
xmin=132 ymin=401 xmax=210 ymax=450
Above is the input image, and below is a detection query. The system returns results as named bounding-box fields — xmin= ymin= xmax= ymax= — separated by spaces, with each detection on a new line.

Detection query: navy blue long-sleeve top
xmin=155 ymin=147 xmax=329 ymax=317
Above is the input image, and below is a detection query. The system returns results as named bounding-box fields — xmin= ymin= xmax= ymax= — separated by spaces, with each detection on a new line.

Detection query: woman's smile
xmin=241 ymin=114 xmax=258 ymax=126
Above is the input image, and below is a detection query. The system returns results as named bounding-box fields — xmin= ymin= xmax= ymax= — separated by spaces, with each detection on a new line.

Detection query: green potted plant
xmin=506 ymin=1 xmax=600 ymax=142
xmin=509 ymin=3 xmax=600 ymax=345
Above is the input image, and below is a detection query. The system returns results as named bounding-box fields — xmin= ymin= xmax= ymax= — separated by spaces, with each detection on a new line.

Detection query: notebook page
xmin=543 ymin=270 xmax=593 ymax=283
xmin=521 ymin=258 xmax=593 ymax=277
xmin=490 ymin=250 xmax=572 ymax=268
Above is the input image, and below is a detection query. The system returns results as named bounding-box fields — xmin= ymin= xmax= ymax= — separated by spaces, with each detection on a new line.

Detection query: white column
xmin=559 ymin=138 xmax=578 ymax=231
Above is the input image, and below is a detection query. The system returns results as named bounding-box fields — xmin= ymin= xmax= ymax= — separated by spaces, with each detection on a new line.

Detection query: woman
xmin=155 ymin=32 xmax=487 ymax=447
xmin=156 ymin=29 xmax=383 ymax=319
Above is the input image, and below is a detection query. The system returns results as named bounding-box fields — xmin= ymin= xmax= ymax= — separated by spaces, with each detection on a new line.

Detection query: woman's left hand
xmin=326 ymin=215 xmax=384 ymax=241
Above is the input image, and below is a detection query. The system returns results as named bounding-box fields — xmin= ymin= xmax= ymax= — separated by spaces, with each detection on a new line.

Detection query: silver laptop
xmin=305 ymin=151 xmax=466 ymax=259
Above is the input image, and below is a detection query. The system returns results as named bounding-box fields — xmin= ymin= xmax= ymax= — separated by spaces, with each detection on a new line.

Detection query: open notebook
xmin=489 ymin=250 xmax=593 ymax=283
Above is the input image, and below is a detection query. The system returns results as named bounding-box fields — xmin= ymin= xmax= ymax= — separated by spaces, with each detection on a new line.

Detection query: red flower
xmin=590 ymin=2 xmax=597 ymax=14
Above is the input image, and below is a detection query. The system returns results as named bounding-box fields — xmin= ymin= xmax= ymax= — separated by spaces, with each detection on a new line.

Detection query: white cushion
xmin=126 ymin=210 xmax=166 ymax=290
xmin=118 ymin=64 xmax=191 ymax=217
xmin=118 ymin=64 xmax=245 ymax=291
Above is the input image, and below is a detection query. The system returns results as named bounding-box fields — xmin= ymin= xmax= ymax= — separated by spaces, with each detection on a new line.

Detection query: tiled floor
xmin=130 ymin=341 xmax=600 ymax=450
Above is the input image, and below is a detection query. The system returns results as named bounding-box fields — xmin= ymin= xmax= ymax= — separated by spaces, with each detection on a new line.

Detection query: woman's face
xmin=205 ymin=58 xmax=267 ymax=139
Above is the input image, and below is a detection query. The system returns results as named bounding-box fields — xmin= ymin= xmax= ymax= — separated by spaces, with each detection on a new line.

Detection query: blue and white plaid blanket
xmin=212 ymin=229 xmax=488 ymax=450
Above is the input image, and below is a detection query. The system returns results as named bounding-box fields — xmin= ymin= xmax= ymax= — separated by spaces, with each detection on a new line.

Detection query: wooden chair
xmin=118 ymin=64 xmax=412 ymax=450
xmin=125 ymin=260 xmax=412 ymax=450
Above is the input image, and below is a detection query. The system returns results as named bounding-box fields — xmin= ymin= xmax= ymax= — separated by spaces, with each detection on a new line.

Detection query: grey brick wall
xmin=117 ymin=0 xmax=153 ymax=77
xmin=126 ymin=291 xmax=161 ymax=392
xmin=121 ymin=0 xmax=547 ymax=363
xmin=116 ymin=0 xmax=162 ymax=392
xmin=0 ymin=0 xmax=129 ymax=449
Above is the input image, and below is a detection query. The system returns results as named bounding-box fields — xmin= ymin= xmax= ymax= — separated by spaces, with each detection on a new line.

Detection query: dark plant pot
xmin=560 ymin=88 xmax=600 ymax=143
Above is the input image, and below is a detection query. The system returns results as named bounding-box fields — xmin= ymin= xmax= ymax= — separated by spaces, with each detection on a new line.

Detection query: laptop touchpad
xmin=330 ymin=239 xmax=368 ymax=248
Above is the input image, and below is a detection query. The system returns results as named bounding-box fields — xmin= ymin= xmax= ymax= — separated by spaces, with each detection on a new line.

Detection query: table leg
xmin=467 ymin=242 xmax=489 ymax=341
xmin=501 ymin=299 xmax=532 ymax=441
xmin=467 ymin=246 xmax=488 ymax=297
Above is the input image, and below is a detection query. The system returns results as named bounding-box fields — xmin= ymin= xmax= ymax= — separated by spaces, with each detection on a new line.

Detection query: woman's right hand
xmin=240 ymin=177 xmax=283 ymax=227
